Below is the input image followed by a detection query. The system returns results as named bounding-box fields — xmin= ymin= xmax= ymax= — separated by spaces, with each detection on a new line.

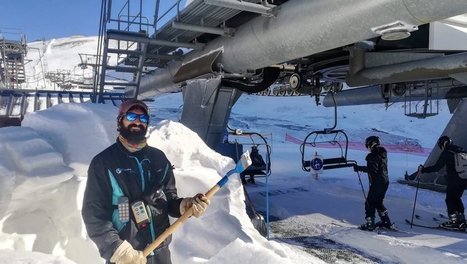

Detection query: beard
xmin=120 ymin=123 xmax=147 ymax=144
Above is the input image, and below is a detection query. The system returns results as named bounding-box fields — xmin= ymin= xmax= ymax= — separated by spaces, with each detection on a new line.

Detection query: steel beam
xmin=347 ymin=52 xmax=467 ymax=86
xmin=172 ymin=21 xmax=234 ymax=37
xmin=322 ymin=79 xmax=467 ymax=107
xmin=137 ymin=0 xmax=467 ymax=98
xmin=107 ymin=31 xmax=204 ymax=50
xmin=204 ymin=0 xmax=275 ymax=17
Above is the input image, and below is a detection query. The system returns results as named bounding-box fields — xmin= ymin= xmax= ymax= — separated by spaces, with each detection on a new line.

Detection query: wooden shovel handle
xmin=143 ymin=185 xmax=221 ymax=256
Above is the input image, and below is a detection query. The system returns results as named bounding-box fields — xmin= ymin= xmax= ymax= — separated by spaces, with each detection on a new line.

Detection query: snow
xmin=0 ymin=100 xmax=316 ymax=264
xmin=1 ymin=34 xmax=466 ymax=264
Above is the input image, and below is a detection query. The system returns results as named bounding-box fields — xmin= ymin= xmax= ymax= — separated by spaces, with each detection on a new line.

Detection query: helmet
xmin=365 ymin=136 xmax=380 ymax=149
xmin=437 ymin=136 xmax=452 ymax=149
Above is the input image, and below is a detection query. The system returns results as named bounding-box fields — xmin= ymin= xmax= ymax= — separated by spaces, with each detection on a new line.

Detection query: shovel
xmin=143 ymin=151 xmax=252 ymax=256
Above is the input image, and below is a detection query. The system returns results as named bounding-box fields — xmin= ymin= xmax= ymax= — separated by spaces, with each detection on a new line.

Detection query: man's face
xmin=120 ymin=107 xmax=148 ymax=143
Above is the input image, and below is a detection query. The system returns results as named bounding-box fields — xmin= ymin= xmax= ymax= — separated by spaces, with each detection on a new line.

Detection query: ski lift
xmin=300 ymin=91 xmax=356 ymax=172
xmin=214 ymin=128 xmax=271 ymax=238
xmin=232 ymin=130 xmax=271 ymax=180
xmin=216 ymin=127 xmax=272 ymax=182
xmin=300 ymin=129 xmax=356 ymax=171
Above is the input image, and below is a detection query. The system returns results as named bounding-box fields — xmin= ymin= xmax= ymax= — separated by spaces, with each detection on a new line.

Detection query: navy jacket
xmin=82 ymin=139 xmax=182 ymax=261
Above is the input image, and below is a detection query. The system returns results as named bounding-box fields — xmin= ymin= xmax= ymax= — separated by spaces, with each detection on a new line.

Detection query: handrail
xmin=0 ymin=89 xmax=126 ymax=117
xmin=157 ymin=1 xmax=179 ymax=24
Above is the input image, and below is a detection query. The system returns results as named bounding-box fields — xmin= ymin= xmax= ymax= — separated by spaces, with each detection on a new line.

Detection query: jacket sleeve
xmin=355 ymin=165 xmax=368 ymax=173
xmin=423 ymin=150 xmax=447 ymax=173
xmin=81 ymin=157 xmax=123 ymax=261
xmin=161 ymin=163 xmax=183 ymax=218
xmin=366 ymin=153 xmax=380 ymax=179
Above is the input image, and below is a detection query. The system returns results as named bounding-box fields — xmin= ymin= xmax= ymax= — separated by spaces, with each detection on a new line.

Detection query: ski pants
xmin=365 ymin=181 xmax=389 ymax=219
xmin=445 ymin=177 xmax=467 ymax=215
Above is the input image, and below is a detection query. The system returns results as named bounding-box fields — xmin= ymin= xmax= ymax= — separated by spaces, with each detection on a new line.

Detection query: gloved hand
xmin=418 ymin=164 xmax=424 ymax=173
xmin=180 ymin=193 xmax=210 ymax=217
xmin=110 ymin=240 xmax=146 ymax=264
xmin=353 ymin=164 xmax=361 ymax=172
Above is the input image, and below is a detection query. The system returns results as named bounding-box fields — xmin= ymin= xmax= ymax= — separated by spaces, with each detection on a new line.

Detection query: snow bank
xmin=0 ymin=102 xmax=316 ymax=264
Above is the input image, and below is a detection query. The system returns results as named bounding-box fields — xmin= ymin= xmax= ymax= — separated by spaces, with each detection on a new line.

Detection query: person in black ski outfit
xmin=241 ymin=145 xmax=266 ymax=184
xmin=82 ymin=99 xmax=210 ymax=264
xmin=353 ymin=136 xmax=393 ymax=231
xmin=418 ymin=135 xmax=467 ymax=231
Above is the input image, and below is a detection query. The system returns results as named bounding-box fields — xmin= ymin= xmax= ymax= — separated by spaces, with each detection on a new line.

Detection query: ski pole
xmin=143 ymin=151 xmax=252 ymax=257
xmin=355 ymin=170 xmax=367 ymax=201
xmin=409 ymin=170 xmax=422 ymax=228
xmin=349 ymin=161 xmax=367 ymax=201
xmin=350 ymin=160 xmax=368 ymax=209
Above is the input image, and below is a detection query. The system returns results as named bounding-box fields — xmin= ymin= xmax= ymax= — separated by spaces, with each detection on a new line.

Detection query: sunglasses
xmin=125 ymin=112 xmax=149 ymax=123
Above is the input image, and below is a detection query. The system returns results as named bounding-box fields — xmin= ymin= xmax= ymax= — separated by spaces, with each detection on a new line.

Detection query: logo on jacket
xmin=116 ymin=168 xmax=133 ymax=174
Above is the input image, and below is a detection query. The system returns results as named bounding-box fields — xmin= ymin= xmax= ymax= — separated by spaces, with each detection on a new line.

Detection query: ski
xmin=405 ymin=219 xmax=466 ymax=233
xmin=357 ymin=224 xmax=400 ymax=233
xmin=405 ymin=219 xmax=439 ymax=229
xmin=374 ymin=225 xmax=400 ymax=234
xmin=414 ymin=214 xmax=444 ymax=223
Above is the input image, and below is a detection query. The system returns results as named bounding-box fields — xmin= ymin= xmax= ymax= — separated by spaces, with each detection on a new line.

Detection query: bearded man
xmin=82 ymin=99 xmax=209 ymax=264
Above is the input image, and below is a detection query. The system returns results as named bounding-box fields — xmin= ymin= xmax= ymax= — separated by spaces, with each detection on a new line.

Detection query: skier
xmin=418 ymin=135 xmax=467 ymax=231
xmin=354 ymin=136 xmax=393 ymax=231
xmin=82 ymin=99 xmax=210 ymax=264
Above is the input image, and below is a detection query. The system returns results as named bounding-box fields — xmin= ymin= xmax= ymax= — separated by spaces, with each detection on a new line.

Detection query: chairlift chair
xmin=300 ymin=90 xmax=356 ymax=172
xmin=234 ymin=131 xmax=272 ymax=178
xmin=216 ymin=129 xmax=272 ymax=180
xmin=300 ymin=129 xmax=356 ymax=172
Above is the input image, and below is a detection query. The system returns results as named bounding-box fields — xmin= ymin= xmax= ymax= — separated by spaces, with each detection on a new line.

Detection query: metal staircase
xmin=0 ymin=33 xmax=27 ymax=89
xmin=96 ymin=0 xmax=276 ymax=100
xmin=98 ymin=29 xmax=148 ymax=101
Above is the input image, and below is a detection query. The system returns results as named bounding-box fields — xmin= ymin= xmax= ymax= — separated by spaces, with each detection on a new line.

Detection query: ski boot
xmin=359 ymin=217 xmax=375 ymax=231
xmin=376 ymin=210 xmax=394 ymax=229
xmin=247 ymin=175 xmax=255 ymax=184
xmin=439 ymin=213 xmax=464 ymax=231
xmin=456 ymin=212 xmax=466 ymax=231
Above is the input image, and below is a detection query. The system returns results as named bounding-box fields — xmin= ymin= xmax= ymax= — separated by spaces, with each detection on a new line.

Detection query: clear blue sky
xmin=0 ymin=1 xmax=101 ymax=41
xmin=0 ymin=1 xmax=185 ymax=42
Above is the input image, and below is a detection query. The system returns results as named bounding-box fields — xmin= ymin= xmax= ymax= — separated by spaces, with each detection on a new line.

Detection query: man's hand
xmin=180 ymin=193 xmax=210 ymax=217
xmin=110 ymin=240 xmax=146 ymax=264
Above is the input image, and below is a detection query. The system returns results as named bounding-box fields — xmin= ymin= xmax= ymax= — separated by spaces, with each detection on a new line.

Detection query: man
xmin=354 ymin=136 xmax=393 ymax=231
xmin=82 ymin=99 xmax=210 ymax=264
xmin=418 ymin=135 xmax=467 ymax=231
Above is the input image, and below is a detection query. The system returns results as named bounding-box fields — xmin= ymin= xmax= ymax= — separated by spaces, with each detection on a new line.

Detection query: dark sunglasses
xmin=125 ymin=112 xmax=149 ymax=123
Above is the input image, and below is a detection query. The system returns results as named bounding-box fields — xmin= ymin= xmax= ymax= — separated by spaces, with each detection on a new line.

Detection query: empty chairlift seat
xmin=301 ymin=129 xmax=356 ymax=171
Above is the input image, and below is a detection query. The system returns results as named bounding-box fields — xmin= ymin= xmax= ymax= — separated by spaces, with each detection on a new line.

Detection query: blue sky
xmin=0 ymin=1 xmax=184 ymax=42
xmin=0 ymin=1 xmax=101 ymax=41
